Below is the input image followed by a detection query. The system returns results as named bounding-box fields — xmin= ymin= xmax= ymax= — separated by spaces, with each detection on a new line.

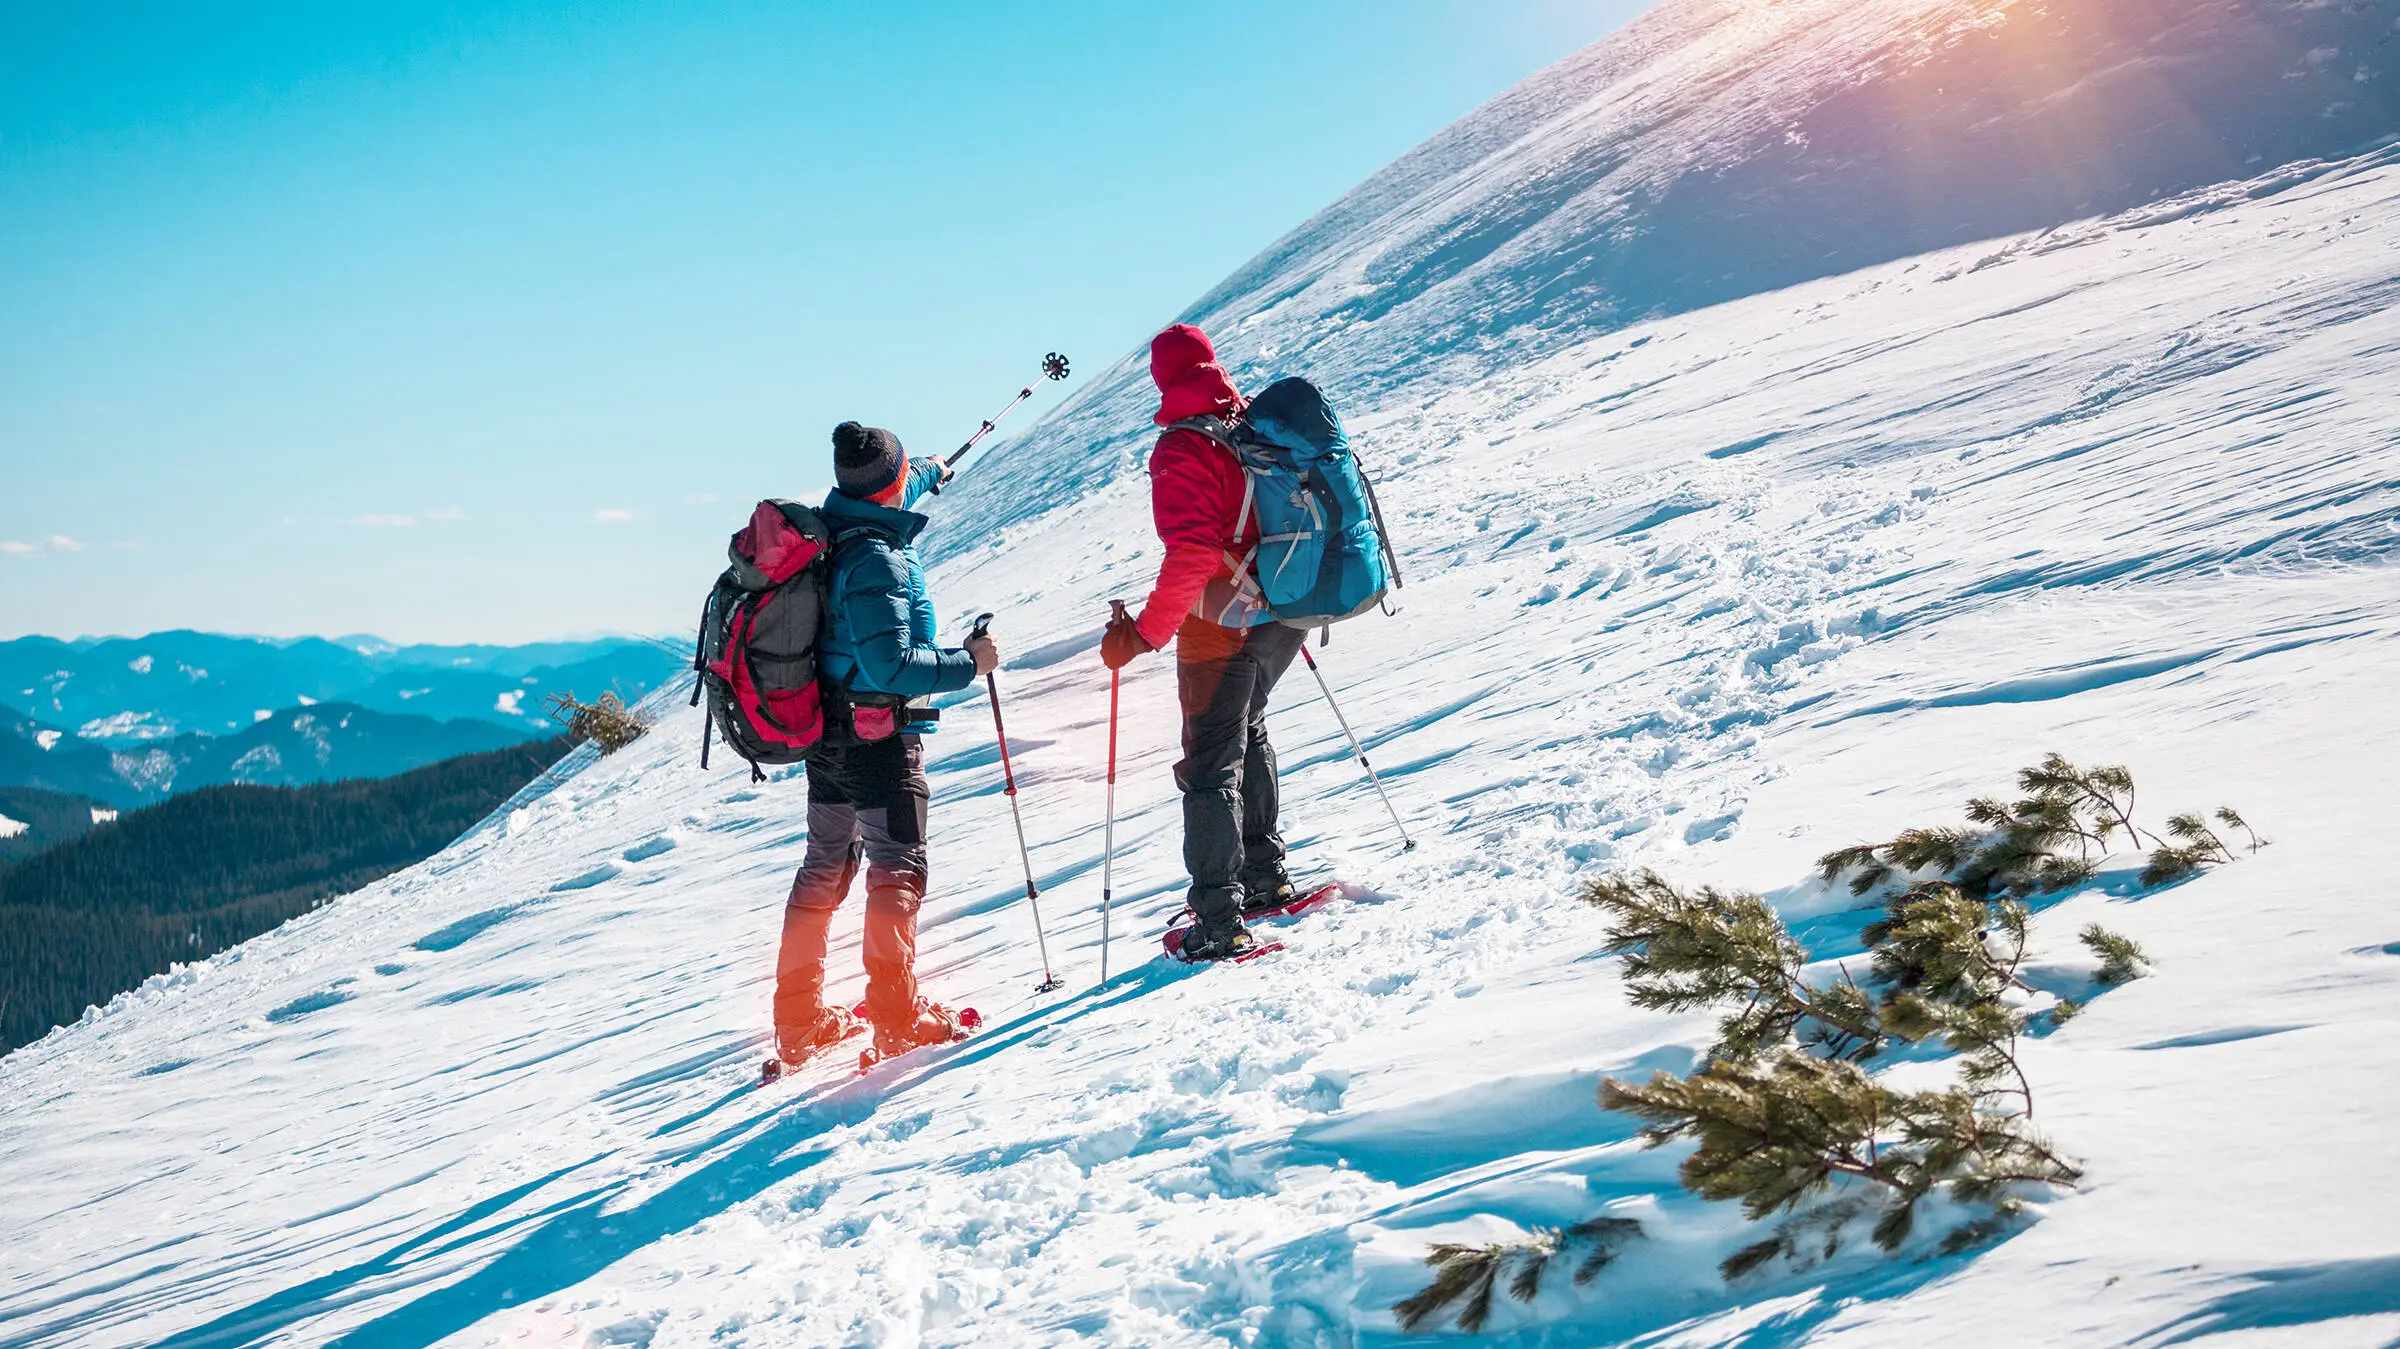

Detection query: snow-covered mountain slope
xmin=932 ymin=0 xmax=2400 ymax=553
xmin=6 ymin=127 xmax=2398 ymax=1343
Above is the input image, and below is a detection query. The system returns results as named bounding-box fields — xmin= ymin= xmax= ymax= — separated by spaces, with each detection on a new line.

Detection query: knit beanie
xmin=832 ymin=421 xmax=906 ymax=502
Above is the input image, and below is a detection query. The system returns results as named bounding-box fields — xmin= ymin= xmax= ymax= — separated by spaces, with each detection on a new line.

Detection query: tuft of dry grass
xmin=544 ymin=690 xmax=648 ymax=754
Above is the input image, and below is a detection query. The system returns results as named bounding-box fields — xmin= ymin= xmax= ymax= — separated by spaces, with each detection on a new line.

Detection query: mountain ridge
xmin=0 ymin=632 xmax=683 ymax=803
xmin=0 ymin=630 xmax=682 ymax=744
xmin=930 ymin=0 xmax=2400 ymax=559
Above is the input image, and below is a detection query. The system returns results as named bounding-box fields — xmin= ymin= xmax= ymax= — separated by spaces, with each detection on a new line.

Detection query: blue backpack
xmin=1173 ymin=377 xmax=1403 ymax=630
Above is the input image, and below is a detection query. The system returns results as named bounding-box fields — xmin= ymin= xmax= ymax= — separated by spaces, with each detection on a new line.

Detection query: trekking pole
xmin=1098 ymin=600 xmax=1127 ymax=986
xmin=974 ymin=612 xmax=1063 ymax=994
xmin=1299 ymin=643 xmax=1416 ymax=852
xmin=944 ymin=352 xmax=1071 ymax=475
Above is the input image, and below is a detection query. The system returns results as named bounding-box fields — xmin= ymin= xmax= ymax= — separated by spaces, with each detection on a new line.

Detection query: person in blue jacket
xmin=771 ymin=421 xmax=998 ymax=1067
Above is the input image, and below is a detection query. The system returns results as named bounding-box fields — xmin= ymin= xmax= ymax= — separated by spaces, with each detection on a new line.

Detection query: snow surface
xmin=5 ymin=140 xmax=2397 ymax=1345
xmin=0 ymin=811 xmax=25 ymax=840
xmin=13 ymin=0 xmax=2400 ymax=1336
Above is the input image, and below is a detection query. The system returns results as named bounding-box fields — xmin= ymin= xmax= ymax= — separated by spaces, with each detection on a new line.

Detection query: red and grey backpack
xmin=690 ymin=500 xmax=833 ymax=778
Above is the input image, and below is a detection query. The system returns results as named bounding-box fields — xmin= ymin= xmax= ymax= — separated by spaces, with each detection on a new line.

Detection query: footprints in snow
xmin=265 ymin=989 xmax=354 ymax=1023
xmin=623 ymin=834 xmax=679 ymax=863
xmin=414 ymin=904 xmax=531 ymax=953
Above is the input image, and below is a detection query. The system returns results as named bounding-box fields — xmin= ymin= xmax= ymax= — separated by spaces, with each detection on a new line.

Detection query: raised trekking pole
xmin=1300 ymin=643 xmax=1416 ymax=852
xmin=974 ymin=612 xmax=1063 ymax=994
xmin=944 ymin=352 xmax=1071 ymax=477
xmin=1098 ymin=600 xmax=1127 ymax=987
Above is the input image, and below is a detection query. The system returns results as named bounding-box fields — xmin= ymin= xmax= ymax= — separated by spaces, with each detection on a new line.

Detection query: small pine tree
xmin=545 ymin=690 xmax=649 ymax=754
xmin=1405 ymin=758 xmax=2240 ymax=1329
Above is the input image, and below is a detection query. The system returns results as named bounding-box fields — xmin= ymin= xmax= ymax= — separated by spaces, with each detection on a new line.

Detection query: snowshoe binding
xmin=857 ymin=998 xmax=980 ymax=1073
xmin=1240 ymin=869 xmax=1297 ymax=918
xmin=1164 ymin=882 xmax=1352 ymax=964
xmin=759 ymin=1004 xmax=865 ymax=1085
xmin=1172 ymin=914 xmax=1258 ymax=963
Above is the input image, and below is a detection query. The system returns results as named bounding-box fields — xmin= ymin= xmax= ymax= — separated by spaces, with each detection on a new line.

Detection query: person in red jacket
xmin=1101 ymin=323 xmax=1304 ymax=960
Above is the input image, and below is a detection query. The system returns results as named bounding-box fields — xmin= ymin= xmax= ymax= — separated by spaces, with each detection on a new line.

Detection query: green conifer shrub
xmin=1401 ymin=755 xmax=2240 ymax=1332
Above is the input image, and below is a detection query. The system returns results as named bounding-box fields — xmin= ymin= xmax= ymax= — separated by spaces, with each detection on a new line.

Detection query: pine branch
xmin=1605 ymin=1052 xmax=2077 ymax=1273
xmin=1394 ymin=1243 xmax=1504 ymax=1334
xmin=2078 ymin=924 xmax=2151 ymax=986
xmin=2215 ymin=806 xmax=2266 ymax=852
xmin=2166 ymin=812 xmax=2237 ymax=863
xmin=1584 ymin=871 xmax=1880 ymax=1062
xmin=1861 ymin=883 xmax=2029 ymax=1007
xmin=2138 ymin=845 xmax=2210 ymax=888
xmin=1394 ymin=1218 xmax=1644 ymax=1333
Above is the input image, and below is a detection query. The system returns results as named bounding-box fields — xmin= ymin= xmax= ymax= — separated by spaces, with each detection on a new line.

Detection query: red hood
xmin=1150 ymin=323 xmax=1243 ymax=426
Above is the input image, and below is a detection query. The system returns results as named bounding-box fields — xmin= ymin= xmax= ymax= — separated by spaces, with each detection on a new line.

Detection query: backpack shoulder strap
xmin=1168 ymin=414 xmax=1283 ymax=623
xmin=1166 ymin=415 xmax=1243 ymax=452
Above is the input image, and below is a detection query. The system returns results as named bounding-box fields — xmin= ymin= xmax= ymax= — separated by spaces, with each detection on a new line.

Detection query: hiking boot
xmin=1178 ymin=913 xmax=1258 ymax=962
xmin=871 ymin=997 xmax=967 ymax=1058
xmin=775 ymin=1003 xmax=863 ymax=1066
xmin=1240 ymin=867 xmax=1296 ymax=917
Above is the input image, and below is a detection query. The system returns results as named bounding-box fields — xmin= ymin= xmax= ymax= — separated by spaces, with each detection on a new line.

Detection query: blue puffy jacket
xmin=818 ymin=460 xmax=978 ymax=700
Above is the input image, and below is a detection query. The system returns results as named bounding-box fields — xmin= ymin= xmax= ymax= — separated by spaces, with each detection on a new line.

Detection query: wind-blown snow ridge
xmin=10 ymin=18 xmax=2400 ymax=1349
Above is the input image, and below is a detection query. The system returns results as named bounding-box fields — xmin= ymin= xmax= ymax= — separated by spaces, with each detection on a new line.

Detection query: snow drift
xmin=6 ymin=0 xmax=2400 ymax=1344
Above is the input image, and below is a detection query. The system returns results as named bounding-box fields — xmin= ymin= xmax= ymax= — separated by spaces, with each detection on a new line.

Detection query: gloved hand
xmin=1101 ymin=611 xmax=1152 ymax=669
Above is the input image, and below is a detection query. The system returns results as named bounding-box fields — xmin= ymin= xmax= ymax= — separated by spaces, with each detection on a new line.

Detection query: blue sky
xmin=0 ymin=0 xmax=1644 ymax=644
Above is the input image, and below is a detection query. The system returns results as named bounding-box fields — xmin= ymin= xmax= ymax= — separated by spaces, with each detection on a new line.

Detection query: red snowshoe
xmin=1164 ymin=881 xmax=1351 ymax=964
xmin=759 ymin=1004 xmax=866 ymax=1085
xmin=856 ymin=998 xmax=982 ymax=1073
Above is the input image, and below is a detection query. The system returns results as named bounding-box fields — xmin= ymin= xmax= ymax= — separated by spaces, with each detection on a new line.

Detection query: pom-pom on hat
xmin=832 ymin=421 xmax=907 ymax=502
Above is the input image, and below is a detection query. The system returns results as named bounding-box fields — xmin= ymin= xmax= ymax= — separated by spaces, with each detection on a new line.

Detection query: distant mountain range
xmin=0 ymin=633 xmax=684 ymax=803
xmin=0 ymin=632 xmax=683 ymax=741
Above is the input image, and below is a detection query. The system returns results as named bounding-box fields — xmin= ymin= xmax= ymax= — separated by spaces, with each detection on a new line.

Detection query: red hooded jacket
xmin=1134 ymin=325 xmax=1259 ymax=650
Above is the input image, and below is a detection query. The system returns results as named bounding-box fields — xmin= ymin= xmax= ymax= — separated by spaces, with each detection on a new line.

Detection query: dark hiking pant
xmin=1175 ymin=620 xmax=1306 ymax=925
xmin=774 ymin=734 xmax=930 ymax=1030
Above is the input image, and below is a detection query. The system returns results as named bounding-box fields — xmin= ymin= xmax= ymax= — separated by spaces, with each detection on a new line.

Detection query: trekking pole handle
xmin=970 ymin=611 xmax=995 ymax=642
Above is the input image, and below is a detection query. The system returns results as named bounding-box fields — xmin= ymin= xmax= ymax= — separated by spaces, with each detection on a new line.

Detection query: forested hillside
xmin=0 ymin=788 xmax=106 ymax=866
xmin=0 ymin=737 xmax=570 ymax=1053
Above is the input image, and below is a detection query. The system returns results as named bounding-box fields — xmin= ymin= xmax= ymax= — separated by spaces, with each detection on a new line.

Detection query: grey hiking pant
xmin=774 ymin=734 xmax=929 ymax=1029
xmin=1175 ymin=619 xmax=1306 ymax=925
